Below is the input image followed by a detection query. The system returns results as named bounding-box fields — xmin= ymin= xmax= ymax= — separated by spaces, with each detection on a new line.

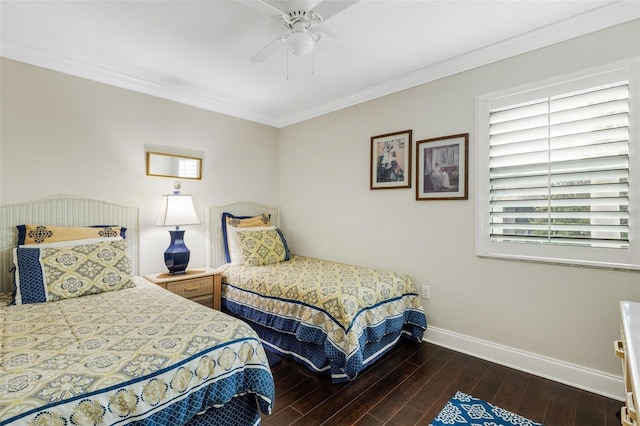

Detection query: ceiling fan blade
xmin=237 ymin=0 xmax=283 ymax=18
xmin=250 ymin=34 xmax=289 ymax=63
xmin=311 ymin=0 xmax=360 ymax=21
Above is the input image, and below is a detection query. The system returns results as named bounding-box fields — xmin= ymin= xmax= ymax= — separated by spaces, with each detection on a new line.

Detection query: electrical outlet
xmin=422 ymin=285 xmax=430 ymax=299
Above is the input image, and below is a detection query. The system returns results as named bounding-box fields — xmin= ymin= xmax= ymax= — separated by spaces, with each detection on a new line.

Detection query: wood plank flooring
xmin=261 ymin=341 xmax=623 ymax=426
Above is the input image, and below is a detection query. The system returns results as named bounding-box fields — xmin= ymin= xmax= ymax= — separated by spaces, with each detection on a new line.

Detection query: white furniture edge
xmin=620 ymin=301 xmax=639 ymax=414
xmin=424 ymin=326 xmax=625 ymax=402
xmin=205 ymin=201 xmax=280 ymax=269
xmin=0 ymin=194 xmax=140 ymax=293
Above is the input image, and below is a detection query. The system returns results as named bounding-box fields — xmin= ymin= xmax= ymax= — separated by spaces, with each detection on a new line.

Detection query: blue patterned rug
xmin=430 ymin=391 xmax=543 ymax=426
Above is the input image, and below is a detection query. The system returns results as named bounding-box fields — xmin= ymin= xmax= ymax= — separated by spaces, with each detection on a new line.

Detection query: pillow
xmin=226 ymin=213 xmax=271 ymax=228
xmin=236 ymin=228 xmax=290 ymax=266
xmin=13 ymin=239 xmax=135 ymax=305
xmin=221 ymin=213 xmax=271 ymax=263
xmin=17 ymin=225 xmax=127 ymax=246
xmin=227 ymin=225 xmax=274 ymax=265
xmin=10 ymin=235 xmax=125 ymax=305
xmin=20 ymin=236 xmax=124 ymax=248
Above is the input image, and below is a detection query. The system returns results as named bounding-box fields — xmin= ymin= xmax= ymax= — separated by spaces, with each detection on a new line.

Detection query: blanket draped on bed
xmin=220 ymin=255 xmax=427 ymax=383
xmin=0 ymin=278 xmax=274 ymax=426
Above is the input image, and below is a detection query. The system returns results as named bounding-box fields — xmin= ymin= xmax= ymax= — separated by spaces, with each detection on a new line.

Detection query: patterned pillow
xmin=222 ymin=213 xmax=271 ymax=264
xmin=226 ymin=213 xmax=271 ymax=228
xmin=236 ymin=228 xmax=290 ymax=266
xmin=12 ymin=239 xmax=135 ymax=305
xmin=20 ymin=236 xmax=124 ymax=248
xmin=17 ymin=224 xmax=127 ymax=245
xmin=227 ymin=225 xmax=275 ymax=265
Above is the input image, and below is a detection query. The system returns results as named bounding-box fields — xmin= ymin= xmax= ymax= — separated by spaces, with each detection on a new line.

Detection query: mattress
xmin=0 ymin=277 xmax=274 ymax=425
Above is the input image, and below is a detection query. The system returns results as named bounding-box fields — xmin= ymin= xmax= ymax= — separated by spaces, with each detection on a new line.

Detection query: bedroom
xmin=1 ymin=1 xmax=639 ymax=425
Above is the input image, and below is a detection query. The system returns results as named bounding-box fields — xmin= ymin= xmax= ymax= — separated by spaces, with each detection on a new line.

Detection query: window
xmin=476 ymin=61 xmax=639 ymax=270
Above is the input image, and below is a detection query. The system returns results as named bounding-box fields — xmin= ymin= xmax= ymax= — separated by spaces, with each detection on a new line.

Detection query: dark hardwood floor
xmin=261 ymin=341 xmax=623 ymax=426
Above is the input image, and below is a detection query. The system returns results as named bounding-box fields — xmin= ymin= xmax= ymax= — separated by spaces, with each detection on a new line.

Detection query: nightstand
xmin=144 ymin=268 xmax=221 ymax=310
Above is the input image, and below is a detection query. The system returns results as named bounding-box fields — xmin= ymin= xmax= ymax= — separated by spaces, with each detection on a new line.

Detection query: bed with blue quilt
xmin=206 ymin=202 xmax=428 ymax=384
xmin=0 ymin=196 xmax=275 ymax=426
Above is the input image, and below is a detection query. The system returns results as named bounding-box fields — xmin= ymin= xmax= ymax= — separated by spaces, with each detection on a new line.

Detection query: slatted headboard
xmin=0 ymin=195 xmax=140 ymax=293
xmin=206 ymin=201 xmax=279 ymax=268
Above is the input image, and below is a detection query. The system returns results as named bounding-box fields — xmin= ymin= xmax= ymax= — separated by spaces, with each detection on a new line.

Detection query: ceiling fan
xmin=240 ymin=0 xmax=361 ymax=63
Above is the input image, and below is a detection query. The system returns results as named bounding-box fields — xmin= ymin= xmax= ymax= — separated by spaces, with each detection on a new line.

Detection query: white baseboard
xmin=424 ymin=326 xmax=625 ymax=402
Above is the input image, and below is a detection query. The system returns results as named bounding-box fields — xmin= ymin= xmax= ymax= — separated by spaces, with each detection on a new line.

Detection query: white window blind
xmin=476 ymin=61 xmax=639 ymax=270
xmin=488 ymin=82 xmax=630 ymax=249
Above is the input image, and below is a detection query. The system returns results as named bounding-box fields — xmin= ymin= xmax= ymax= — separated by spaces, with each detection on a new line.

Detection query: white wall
xmin=0 ymin=58 xmax=279 ymax=275
xmin=278 ymin=20 xmax=640 ymax=395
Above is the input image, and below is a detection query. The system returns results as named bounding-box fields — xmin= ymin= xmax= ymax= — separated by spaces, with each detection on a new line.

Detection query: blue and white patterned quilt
xmin=0 ymin=278 xmax=274 ymax=425
xmin=220 ymin=255 xmax=427 ymax=383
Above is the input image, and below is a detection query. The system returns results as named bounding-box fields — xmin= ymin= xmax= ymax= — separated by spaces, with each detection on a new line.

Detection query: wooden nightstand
xmin=144 ymin=268 xmax=221 ymax=310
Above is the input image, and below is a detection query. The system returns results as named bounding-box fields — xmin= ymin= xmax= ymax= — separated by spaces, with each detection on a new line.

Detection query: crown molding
xmin=2 ymin=1 xmax=638 ymax=128
xmin=0 ymin=40 xmax=280 ymax=127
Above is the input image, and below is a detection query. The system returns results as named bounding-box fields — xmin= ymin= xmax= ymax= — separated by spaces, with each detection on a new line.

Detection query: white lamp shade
xmin=155 ymin=195 xmax=201 ymax=226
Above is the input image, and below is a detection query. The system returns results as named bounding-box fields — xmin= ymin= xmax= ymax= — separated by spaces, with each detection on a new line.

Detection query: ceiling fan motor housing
xmin=283 ymin=9 xmax=320 ymax=28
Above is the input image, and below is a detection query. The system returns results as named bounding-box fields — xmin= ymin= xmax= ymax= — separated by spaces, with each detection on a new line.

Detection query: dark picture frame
xmin=370 ymin=130 xmax=412 ymax=190
xmin=416 ymin=133 xmax=469 ymax=200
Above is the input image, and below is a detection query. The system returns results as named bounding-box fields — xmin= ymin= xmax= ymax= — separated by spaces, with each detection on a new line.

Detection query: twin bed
xmin=206 ymin=202 xmax=427 ymax=383
xmin=0 ymin=196 xmax=274 ymax=426
xmin=0 ymin=196 xmax=427 ymax=425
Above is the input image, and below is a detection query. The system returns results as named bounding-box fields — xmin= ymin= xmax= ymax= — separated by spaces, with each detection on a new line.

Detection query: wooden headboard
xmin=206 ymin=201 xmax=279 ymax=268
xmin=0 ymin=195 xmax=140 ymax=293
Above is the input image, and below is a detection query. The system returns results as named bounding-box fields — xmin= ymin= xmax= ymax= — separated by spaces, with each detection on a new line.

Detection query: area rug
xmin=429 ymin=391 xmax=543 ymax=426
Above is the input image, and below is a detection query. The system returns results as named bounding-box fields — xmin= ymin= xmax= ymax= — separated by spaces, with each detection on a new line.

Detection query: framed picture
xmin=370 ymin=130 xmax=412 ymax=190
xmin=416 ymin=133 xmax=468 ymax=200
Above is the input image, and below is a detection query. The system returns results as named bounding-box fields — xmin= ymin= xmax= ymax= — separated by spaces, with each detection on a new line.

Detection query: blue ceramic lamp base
xmin=164 ymin=229 xmax=190 ymax=275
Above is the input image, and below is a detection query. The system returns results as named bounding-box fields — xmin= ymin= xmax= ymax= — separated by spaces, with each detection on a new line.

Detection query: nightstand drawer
xmin=166 ymin=277 xmax=212 ymax=299
xmin=144 ymin=268 xmax=221 ymax=311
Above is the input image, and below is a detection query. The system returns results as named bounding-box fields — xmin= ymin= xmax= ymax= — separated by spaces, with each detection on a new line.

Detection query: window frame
xmin=475 ymin=59 xmax=640 ymax=271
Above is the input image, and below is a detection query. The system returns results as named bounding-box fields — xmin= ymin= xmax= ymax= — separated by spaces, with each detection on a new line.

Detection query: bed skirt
xmin=222 ymin=296 xmax=425 ymax=383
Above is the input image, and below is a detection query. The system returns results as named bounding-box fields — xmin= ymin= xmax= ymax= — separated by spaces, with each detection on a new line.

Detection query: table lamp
xmin=155 ymin=185 xmax=200 ymax=274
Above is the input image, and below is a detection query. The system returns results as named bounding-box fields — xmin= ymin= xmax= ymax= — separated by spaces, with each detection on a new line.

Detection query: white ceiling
xmin=1 ymin=0 xmax=638 ymax=128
